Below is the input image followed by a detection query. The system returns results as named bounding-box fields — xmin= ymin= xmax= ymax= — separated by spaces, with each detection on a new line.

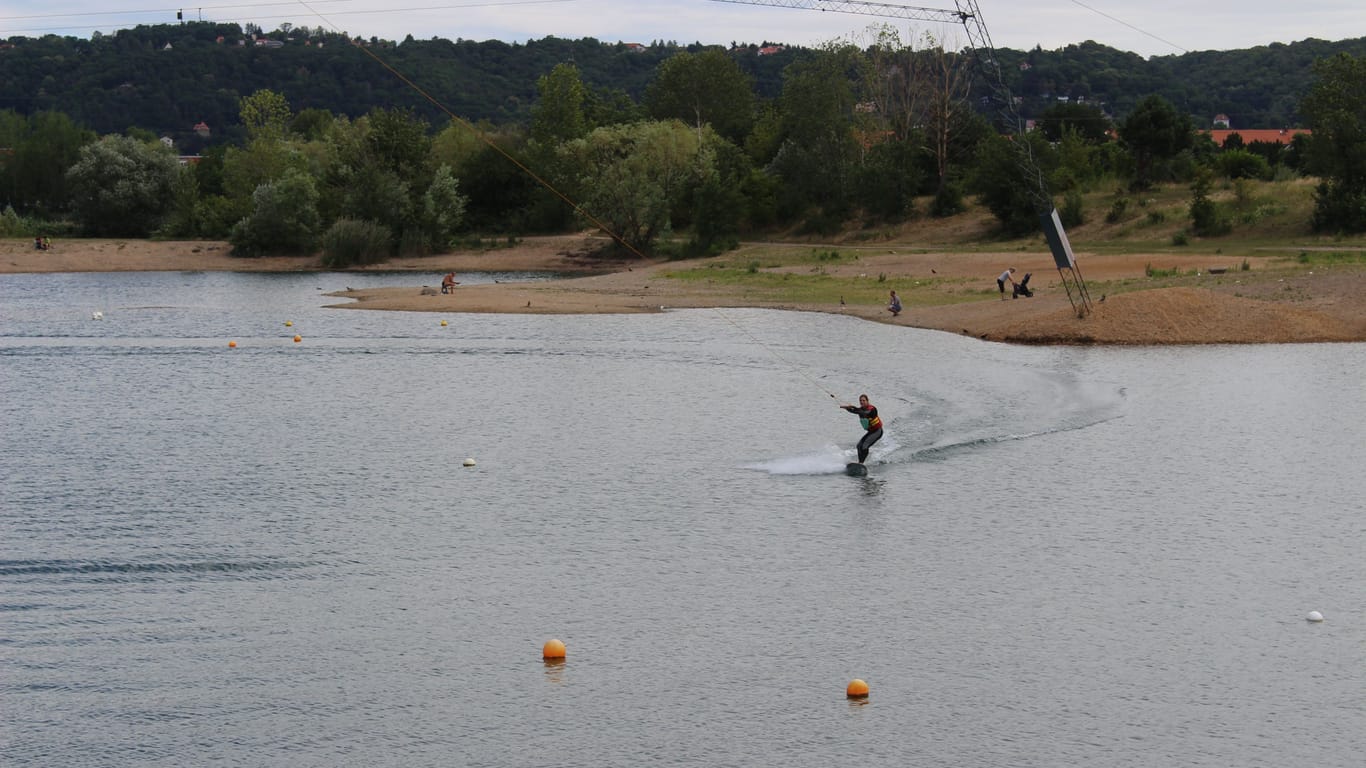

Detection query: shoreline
xmin=4 ymin=236 xmax=1366 ymax=345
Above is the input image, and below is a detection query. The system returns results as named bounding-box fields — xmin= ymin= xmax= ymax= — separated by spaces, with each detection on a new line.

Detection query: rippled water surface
xmin=2 ymin=271 xmax=1363 ymax=767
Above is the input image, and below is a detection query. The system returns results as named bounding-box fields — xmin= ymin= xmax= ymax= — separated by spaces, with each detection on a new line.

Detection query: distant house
xmin=159 ymin=136 xmax=174 ymax=149
xmin=758 ymin=45 xmax=785 ymax=56
xmin=193 ymin=121 xmax=210 ymax=138
xmin=162 ymin=42 xmax=173 ymax=50
xmin=178 ymin=155 xmax=203 ymax=165
xmin=1205 ymin=128 xmax=1311 ymax=147
xmin=623 ymin=42 xmax=647 ymax=53
xmin=255 ymin=39 xmax=285 ymax=49
xmin=1212 ymin=113 xmax=1231 ymax=128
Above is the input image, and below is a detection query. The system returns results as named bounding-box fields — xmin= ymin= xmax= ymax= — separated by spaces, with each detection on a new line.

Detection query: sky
xmin=2 ymin=0 xmax=1364 ymax=59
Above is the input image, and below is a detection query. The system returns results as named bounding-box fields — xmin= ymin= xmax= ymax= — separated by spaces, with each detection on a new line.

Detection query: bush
xmin=0 ymin=206 xmax=31 ymax=237
xmin=321 ymin=219 xmax=392 ymax=268
xmin=229 ymin=171 xmax=321 ymax=256
xmin=1105 ymin=197 xmax=1129 ymax=224
xmin=1189 ymin=169 xmax=1232 ymax=237
xmin=1060 ymin=189 xmax=1085 ymax=228
xmin=1215 ymin=149 xmax=1272 ymax=180
xmin=1311 ymin=180 xmax=1366 ymax=233
xmin=930 ymin=184 xmax=965 ymax=218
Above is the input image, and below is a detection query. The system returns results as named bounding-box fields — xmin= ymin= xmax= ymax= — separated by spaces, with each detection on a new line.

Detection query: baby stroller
xmin=1012 ymin=272 xmax=1033 ymax=298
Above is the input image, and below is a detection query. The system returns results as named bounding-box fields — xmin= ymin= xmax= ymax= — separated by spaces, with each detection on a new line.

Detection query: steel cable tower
xmin=710 ymin=0 xmax=1094 ymax=314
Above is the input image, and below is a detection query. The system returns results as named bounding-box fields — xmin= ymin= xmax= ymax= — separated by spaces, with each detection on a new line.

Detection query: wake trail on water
xmin=742 ymin=435 xmax=903 ymax=476
xmin=743 ymin=381 xmax=1124 ymax=476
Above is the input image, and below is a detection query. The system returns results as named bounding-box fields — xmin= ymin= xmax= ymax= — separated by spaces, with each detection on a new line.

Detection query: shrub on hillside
xmin=1060 ymin=190 xmax=1085 ymax=228
xmin=1215 ymin=149 xmax=1272 ymax=180
xmin=930 ymin=184 xmax=965 ymax=218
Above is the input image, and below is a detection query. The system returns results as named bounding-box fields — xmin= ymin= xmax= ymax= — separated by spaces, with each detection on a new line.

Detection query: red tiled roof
xmin=1205 ymin=128 xmax=1310 ymax=146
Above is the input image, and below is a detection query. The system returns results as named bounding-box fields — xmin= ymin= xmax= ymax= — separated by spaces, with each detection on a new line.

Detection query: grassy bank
xmin=663 ymin=177 xmax=1366 ymax=311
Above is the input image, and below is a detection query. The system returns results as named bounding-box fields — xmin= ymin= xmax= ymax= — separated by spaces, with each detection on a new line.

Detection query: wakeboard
xmin=845 ymin=462 xmax=868 ymax=477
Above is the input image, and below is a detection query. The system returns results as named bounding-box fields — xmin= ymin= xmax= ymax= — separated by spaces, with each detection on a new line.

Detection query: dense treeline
xmin=3 ymin=23 xmax=1366 ymax=257
xmin=4 ymin=23 xmax=1366 ymax=144
xmin=0 ymin=24 xmax=807 ymax=151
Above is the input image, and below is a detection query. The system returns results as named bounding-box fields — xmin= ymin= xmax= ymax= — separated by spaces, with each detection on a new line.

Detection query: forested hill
xmin=4 ymin=22 xmax=1365 ymax=149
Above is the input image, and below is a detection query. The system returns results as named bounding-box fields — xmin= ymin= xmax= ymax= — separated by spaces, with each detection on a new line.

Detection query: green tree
xmin=221 ymin=138 xmax=307 ymax=214
xmin=421 ymin=164 xmax=468 ymax=249
xmin=1299 ymin=53 xmax=1366 ymax=232
xmin=530 ymin=63 xmax=588 ymax=147
xmin=239 ymin=89 xmax=293 ymax=141
xmin=644 ymin=49 xmax=755 ymax=143
xmin=1036 ymin=102 xmax=1112 ymax=144
xmin=65 ymin=135 xmax=179 ymax=236
xmin=584 ymin=86 xmax=645 ymax=129
xmin=313 ymin=108 xmax=454 ymax=255
xmin=229 ymin=169 xmax=321 ymax=256
xmin=770 ymin=44 xmax=862 ymax=224
xmin=291 ymin=108 xmax=336 ymax=141
xmin=560 ymin=120 xmax=707 ymax=255
xmin=1118 ymin=94 xmax=1193 ymax=189
xmin=972 ymin=132 xmax=1055 ymax=236
xmin=864 ymin=29 xmax=976 ymax=197
xmin=160 ymin=165 xmax=202 ymax=237
xmin=0 ymin=111 xmax=96 ymax=216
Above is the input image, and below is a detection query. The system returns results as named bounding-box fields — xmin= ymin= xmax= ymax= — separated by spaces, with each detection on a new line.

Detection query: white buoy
xmin=1306 ymin=610 xmax=1324 ymax=623
xmin=462 ymin=458 xmax=476 ymax=467
xmin=91 ymin=311 xmax=103 ymax=320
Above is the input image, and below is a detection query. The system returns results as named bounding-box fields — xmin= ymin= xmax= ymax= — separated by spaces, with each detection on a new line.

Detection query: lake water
xmin=2 ymin=271 xmax=1363 ymax=767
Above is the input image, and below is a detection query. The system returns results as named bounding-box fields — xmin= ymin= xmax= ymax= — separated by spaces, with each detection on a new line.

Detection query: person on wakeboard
xmin=840 ymin=394 xmax=883 ymax=465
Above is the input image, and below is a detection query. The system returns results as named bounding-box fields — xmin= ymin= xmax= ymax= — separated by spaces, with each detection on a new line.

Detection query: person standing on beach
xmin=840 ymin=394 xmax=883 ymax=465
xmin=997 ymin=268 xmax=1016 ymax=300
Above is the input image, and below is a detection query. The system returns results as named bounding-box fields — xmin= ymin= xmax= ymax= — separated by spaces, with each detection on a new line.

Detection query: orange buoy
xmin=228 ymin=340 xmax=237 ymax=348
xmin=542 ymin=638 xmax=566 ymax=660
xmin=846 ymin=679 xmax=869 ymax=699
xmin=293 ymin=335 xmax=302 ymax=343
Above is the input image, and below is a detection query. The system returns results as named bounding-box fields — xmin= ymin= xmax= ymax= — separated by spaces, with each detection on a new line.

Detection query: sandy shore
xmin=5 ymin=235 xmax=1366 ymax=345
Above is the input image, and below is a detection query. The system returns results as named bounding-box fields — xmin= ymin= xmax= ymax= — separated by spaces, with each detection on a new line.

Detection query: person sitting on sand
xmin=887 ymin=290 xmax=902 ymax=317
xmin=441 ymin=272 xmax=459 ymax=293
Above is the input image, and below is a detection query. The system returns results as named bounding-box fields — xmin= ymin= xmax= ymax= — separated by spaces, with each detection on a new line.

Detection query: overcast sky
xmin=3 ymin=0 xmax=1364 ymax=58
